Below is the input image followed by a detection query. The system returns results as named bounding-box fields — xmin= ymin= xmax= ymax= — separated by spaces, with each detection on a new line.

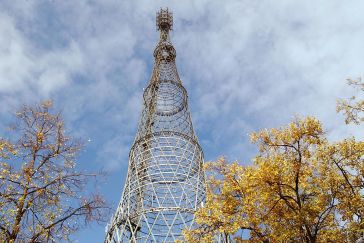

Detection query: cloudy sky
xmin=1 ymin=0 xmax=364 ymax=241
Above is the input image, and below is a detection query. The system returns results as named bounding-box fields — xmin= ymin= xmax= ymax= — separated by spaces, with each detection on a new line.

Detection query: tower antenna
xmin=105 ymin=9 xmax=205 ymax=242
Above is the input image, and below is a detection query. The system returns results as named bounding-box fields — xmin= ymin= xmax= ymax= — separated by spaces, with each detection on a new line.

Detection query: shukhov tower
xmin=105 ymin=9 xmax=205 ymax=242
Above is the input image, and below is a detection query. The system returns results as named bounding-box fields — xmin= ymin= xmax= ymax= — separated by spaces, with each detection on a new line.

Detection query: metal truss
xmin=105 ymin=8 xmax=206 ymax=243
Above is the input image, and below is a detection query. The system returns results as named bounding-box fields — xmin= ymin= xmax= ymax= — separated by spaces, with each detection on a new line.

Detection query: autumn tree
xmin=337 ymin=78 xmax=364 ymax=124
xmin=184 ymin=117 xmax=364 ymax=242
xmin=0 ymin=101 xmax=109 ymax=242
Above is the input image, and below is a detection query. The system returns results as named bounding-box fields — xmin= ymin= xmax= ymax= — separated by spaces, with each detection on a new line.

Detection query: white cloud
xmin=1 ymin=0 xmax=363 ymax=164
xmin=0 ymin=12 xmax=85 ymax=115
xmin=0 ymin=13 xmax=34 ymax=93
xmin=177 ymin=1 xmax=364 ymax=133
xmin=2 ymin=1 xmax=364 ymax=241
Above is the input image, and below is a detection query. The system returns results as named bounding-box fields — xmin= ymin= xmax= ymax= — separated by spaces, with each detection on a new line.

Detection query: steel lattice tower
xmin=105 ymin=9 xmax=205 ymax=243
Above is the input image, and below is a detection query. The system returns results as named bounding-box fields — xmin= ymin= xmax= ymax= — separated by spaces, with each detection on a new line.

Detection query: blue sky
xmin=1 ymin=0 xmax=364 ymax=242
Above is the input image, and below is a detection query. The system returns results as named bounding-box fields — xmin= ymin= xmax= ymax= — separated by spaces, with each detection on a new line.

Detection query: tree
xmin=337 ymin=78 xmax=364 ymax=124
xmin=184 ymin=117 xmax=364 ymax=242
xmin=0 ymin=101 xmax=109 ymax=242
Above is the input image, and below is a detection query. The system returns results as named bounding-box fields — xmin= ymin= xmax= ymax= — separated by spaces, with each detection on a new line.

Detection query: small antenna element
xmin=156 ymin=8 xmax=173 ymax=31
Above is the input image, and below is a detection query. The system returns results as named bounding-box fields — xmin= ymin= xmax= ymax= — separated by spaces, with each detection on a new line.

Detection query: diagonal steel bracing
xmin=105 ymin=8 xmax=205 ymax=243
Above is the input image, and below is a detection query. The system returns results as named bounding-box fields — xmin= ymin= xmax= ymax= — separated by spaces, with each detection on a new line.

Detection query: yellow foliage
xmin=184 ymin=117 xmax=364 ymax=242
xmin=337 ymin=78 xmax=364 ymax=124
xmin=0 ymin=101 xmax=106 ymax=242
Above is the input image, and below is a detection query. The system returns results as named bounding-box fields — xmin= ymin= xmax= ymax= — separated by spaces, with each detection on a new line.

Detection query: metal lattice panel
xmin=105 ymin=8 xmax=205 ymax=243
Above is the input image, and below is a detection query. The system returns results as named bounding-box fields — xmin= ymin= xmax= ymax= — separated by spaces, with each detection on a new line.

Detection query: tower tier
xmin=105 ymin=9 xmax=205 ymax=243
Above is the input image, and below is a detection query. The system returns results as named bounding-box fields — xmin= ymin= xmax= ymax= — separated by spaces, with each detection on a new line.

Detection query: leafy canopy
xmin=184 ymin=117 xmax=363 ymax=242
xmin=337 ymin=78 xmax=364 ymax=124
xmin=0 ymin=101 xmax=109 ymax=242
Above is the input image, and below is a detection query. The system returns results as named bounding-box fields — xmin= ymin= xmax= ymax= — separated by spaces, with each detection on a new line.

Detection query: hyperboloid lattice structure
xmin=105 ymin=9 xmax=205 ymax=243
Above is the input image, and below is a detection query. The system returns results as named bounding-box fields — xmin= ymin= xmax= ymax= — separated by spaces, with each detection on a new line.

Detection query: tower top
xmin=156 ymin=8 xmax=173 ymax=31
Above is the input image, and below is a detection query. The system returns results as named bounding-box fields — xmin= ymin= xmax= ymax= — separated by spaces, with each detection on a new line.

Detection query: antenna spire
xmin=156 ymin=8 xmax=173 ymax=32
